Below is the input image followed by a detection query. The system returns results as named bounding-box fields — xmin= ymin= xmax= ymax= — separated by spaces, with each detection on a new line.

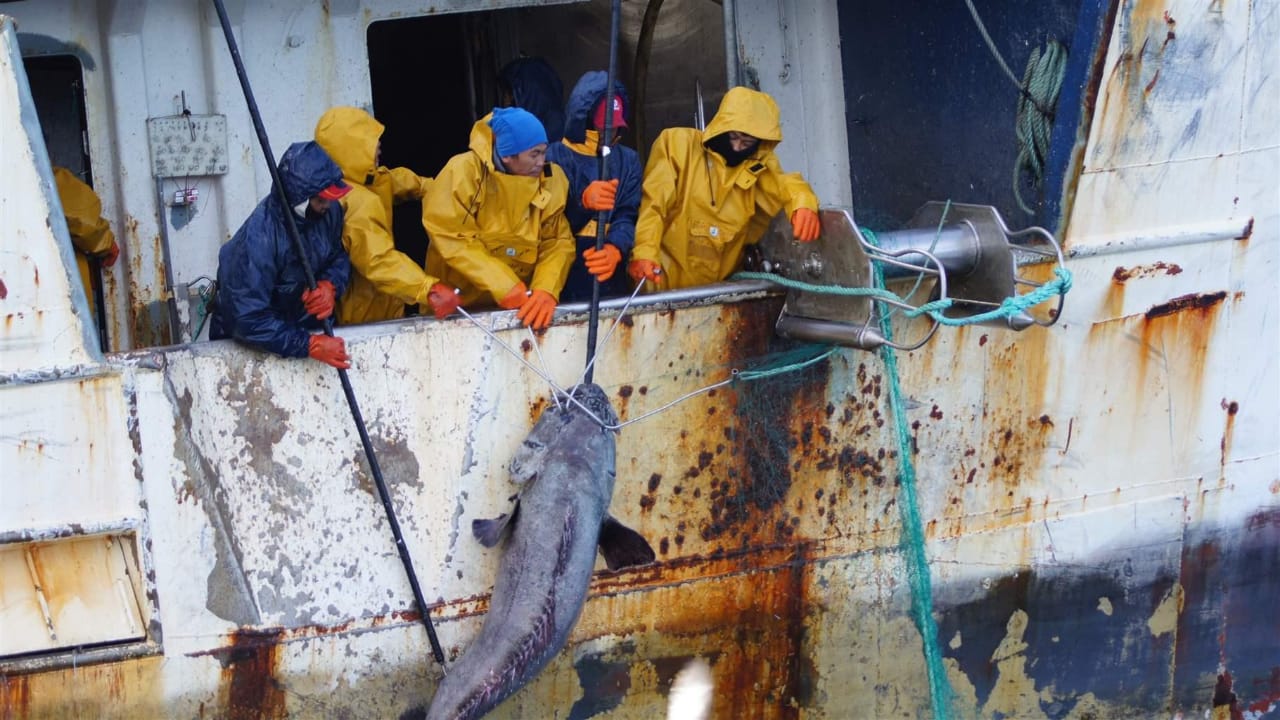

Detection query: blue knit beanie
xmin=489 ymin=107 xmax=547 ymax=157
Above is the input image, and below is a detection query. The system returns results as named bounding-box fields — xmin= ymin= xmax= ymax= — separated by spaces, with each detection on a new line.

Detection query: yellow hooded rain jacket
xmin=632 ymin=87 xmax=819 ymax=290
xmin=53 ymin=166 xmax=116 ymax=320
xmin=421 ymin=115 xmax=575 ymax=307
xmin=315 ymin=106 xmax=437 ymax=325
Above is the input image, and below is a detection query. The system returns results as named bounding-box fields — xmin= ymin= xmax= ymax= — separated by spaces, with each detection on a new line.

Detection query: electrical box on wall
xmin=146 ymin=114 xmax=229 ymax=178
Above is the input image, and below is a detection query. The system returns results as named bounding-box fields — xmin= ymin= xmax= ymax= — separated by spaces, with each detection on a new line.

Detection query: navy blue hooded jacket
xmin=500 ymin=57 xmax=565 ymax=143
xmin=546 ymin=72 xmax=643 ymax=303
xmin=210 ymin=141 xmax=350 ymax=358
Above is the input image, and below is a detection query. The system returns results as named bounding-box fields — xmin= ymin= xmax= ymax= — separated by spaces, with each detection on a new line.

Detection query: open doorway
xmin=368 ymin=14 xmax=479 ymax=285
xmin=23 ymin=54 xmax=107 ymax=351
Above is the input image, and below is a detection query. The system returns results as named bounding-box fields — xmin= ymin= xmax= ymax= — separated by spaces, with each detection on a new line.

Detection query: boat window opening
xmin=837 ymin=0 xmax=1114 ymax=237
xmin=23 ymin=53 xmax=109 ymax=352
xmin=0 ymin=534 xmax=149 ymax=661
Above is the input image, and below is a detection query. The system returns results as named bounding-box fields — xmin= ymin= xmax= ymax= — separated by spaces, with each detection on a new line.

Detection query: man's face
xmin=308 ymin=197 xmax=332 ymax=215
xmin=502 ymin=143 xmax=548 ymax=178
xmin=727 ymin=131 xmax=759 ymax=153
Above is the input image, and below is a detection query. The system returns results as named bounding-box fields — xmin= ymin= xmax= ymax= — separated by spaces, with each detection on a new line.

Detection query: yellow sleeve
xmin=54 ymin=168 xmax=116 ymax=256
xmin=753 ymin=153 xmax=819 ymax=218
xmin=343 ymin=189 xmax=439 ymax=305
xmin=632 ymin=131 xmax=684 ymax=263
xmin=421 ymin=154 xmax=522 ymax=302
xmin=388 ymin=166 xmax=432 ymax=202
xmin=529 ymin=178 xmax=576 ymax=299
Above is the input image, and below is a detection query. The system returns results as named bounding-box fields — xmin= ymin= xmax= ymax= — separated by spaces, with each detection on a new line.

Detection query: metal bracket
xmin=750 ymin=203 xmax=1067 ymax=350
xmin=750 ymin=208 xmax=946 ymax=350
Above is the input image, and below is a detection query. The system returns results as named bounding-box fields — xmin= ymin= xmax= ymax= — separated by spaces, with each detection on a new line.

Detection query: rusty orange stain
xmin=213 ymin=628 xmax=287 ymax=720
xmin=1144 ymin=291 xmax=1227 ymax=320
xmin=1 ymin=674 xmax=31 ymax=718
xmin=1219 ymin=398 xmax=1239 ymax=481
xmin=580 ymin=543 xmax=814 ymax=719
xmin=1112 ymin=262 xmax=1183 ymax=283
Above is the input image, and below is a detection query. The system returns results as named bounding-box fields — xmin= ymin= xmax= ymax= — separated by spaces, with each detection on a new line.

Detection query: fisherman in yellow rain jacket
xmin=628 ymin=87 xmax=821 ymax=291
xmin=52 ymin=166 xmax=120 ymax=327
xmin=422 ymin=107 xmax=575 ymax=330
xmin=315 ymin=106 xmax=459 ymax=324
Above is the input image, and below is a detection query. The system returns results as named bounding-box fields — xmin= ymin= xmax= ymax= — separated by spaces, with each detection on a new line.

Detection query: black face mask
xmin=705 ymin=133 xmax=755 ymax=168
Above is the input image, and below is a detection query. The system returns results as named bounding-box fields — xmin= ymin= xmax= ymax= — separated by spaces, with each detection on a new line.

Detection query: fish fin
xmin=472 ymin=502 xmax=520 ymax=548
xmin=598 ymin=516 xmax=656 ymax=571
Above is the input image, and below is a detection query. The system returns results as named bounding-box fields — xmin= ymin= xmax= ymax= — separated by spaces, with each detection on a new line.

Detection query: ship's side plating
xmin=0 ymin=1 xmax=1276 ymax=719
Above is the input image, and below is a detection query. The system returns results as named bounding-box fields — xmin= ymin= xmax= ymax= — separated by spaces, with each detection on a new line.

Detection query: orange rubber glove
xmin=790 ymin=208 xmax=821 ymax=243
xmin=427 ymin=283 xmax=460 ymax=320
xmin=627 ymin=259 xmax=663 ymax=285
xmin=583 ymin=244 xmax=622 ymax=282
xmin=581 ymin=179 xmax=619 ymax=211
xmin=516 ymin=289 xmax=556 ymax=330
xmin=498 ymin=281 xmax=530 ymax=310
xmin=101 ymin=241 xmax=120 ymax=268
xmin=301 ymin=279 xmax=337 ymax=320
xmin=308 ymin=334 xmax=351 ymax=369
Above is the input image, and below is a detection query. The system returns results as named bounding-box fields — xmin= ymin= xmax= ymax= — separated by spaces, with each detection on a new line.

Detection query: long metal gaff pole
xmin=209 ymin=0 xmax=446 ymax=668
xmin=583 ymin=0 xmax=622 ymax=384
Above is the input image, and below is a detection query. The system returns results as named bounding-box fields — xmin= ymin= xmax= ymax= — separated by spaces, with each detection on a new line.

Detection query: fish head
xmin=563 ymin=383 xmax=618 ymax=430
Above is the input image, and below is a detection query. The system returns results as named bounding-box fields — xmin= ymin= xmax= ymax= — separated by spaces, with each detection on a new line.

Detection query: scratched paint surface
xmin=2 ymin=1 xmax=1279 ymax=719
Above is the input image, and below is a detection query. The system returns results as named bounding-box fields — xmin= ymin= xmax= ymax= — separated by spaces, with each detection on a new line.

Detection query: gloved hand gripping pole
xmin=583 ymin=0 xmax=622 ymax=384
xmin=210 ymin=0 xmax=446 ymax=668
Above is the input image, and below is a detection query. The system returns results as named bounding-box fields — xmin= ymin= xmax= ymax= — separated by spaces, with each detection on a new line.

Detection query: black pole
xmin=583 ymin=0 xmax=622 ymax=384
xmin=209 ymin=0 xmax=446 ymax=668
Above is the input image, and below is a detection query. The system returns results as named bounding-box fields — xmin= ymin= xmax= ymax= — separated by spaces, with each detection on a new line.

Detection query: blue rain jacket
xmin=500 ymin=57 xmax=565 ymax=143
xmin=210 ymin=141 xmax=350 ymax=358
xmin=546 ymin=72 xmax=642 ymax=302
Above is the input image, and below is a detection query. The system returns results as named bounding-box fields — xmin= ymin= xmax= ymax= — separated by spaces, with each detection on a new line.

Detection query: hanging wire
xmin=456 ymin=278 xmax=839 ymax=432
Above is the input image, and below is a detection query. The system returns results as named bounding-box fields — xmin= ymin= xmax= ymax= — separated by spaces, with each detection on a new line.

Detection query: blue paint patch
xmin=1171 ymin=509 xmax=1280 ymax=716
xmin=570 ymin=650 xmax=633 ymax=720
xmin=935 ymin=553 xmax=1180 ymax=714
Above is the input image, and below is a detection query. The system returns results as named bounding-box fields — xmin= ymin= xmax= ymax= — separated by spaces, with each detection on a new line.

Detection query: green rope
xmin=1013 ymin=40 xmax=1067 ymax=215
xmin=734 ymin=345 xmax=837 ymax=382
xmin=869 ymin=237 xmax=953 ymax=720
xmin=733 ymin=265 xmax=1073 ymax=327
xmin=963 ymin=0 xmax=1068 ymax=215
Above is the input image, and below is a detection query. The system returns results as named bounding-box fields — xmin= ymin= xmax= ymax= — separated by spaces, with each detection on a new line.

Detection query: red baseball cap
xmin=592 ymin=95 xmax=627 ymax=130
xmin=317 ymin=179 xmax=351 ymax=200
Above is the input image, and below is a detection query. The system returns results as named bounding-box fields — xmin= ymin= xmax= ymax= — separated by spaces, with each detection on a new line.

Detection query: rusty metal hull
xmin=2 ymin=0 xmax=1278 ymax=718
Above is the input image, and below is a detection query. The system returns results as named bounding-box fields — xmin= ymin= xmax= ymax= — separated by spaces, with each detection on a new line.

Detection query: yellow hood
xmin=703 ymin=87 xmax=784 ymax=151
xmin=315 ymin=106 xmax=383 ymax=186
xmin=467 ymin=114 xmax=499 ymax=169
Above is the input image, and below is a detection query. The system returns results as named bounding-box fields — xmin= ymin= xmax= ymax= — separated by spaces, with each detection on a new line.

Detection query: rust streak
xmin=1144 ymin=291 xmax=1227 ymax=320
xmin=1 ymin=674 xmax=31 ymax=717
xmin=1144 ymin=68 xmax=1161 ymax=93
xmin=1220 ymin=399 xmax=1239 ymax=475
xmin=1113 ymin=261 xmax=1183 ymax=282
xmin=212 ymin=627 xmax=287 ymax=720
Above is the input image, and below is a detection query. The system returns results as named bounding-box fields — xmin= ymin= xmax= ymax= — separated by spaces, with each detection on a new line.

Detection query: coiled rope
xmin=964 ymin=0 xmax=1068 ymax=214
